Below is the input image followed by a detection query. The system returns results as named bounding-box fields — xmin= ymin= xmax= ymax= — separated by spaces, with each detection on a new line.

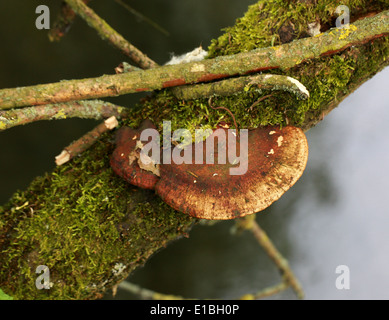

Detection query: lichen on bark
xmin=1 ymin=0 xmax=389 ymax=299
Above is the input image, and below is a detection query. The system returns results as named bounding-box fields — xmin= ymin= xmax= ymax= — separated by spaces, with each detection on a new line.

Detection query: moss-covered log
xmin=1 ymin=0 xmax=389 ymax=299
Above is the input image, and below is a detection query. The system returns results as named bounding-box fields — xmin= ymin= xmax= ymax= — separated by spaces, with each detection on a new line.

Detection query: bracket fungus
xmin=111 ymin=121 xmax=308 ymax=220
xmin=110 ymin=120 xmax=160 ymax=190
xmin=155 ymin=126 xmax=308 ymax=220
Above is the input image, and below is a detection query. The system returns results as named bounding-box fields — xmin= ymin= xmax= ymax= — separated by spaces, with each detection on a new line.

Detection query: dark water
xmin=1 ymin=1 xmax=388 ymax=300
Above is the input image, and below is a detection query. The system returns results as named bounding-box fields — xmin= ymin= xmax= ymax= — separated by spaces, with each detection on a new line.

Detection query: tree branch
xmin=0 ymin=100 xmax=129 ymax=131
xmin=0 ymin=9 xmax=387 ymax=110
xmin=249 ymin=219 xmax=303 ymax=299
xmin=117 ymin=279 xmax=290 ymax=300
xmin=236 ymin=215 xmax=304 ymax=299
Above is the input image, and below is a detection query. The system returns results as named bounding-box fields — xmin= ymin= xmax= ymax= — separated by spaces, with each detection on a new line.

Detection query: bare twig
xmin=64 ymin=0 xmax=158 ymax=69
xmin=208 ymin=96 xmax=239 ymax=132
xmin=55 ymin=116 xmax=118 ymax=166
xmin=248 ymin=94 xmax=273 ymax=111
xmin=118 ymin=279 xmax=289 ymax=300
xmin=240 ymin=282 xmax=289 ymax=300
xmin=118 ymin=281 xmax=188 ymax=300
xmin=115 ymin=61 xmax=142 ymax=74
xmin=0 ymin=100 xmax=129 ymax=131
xmin=1 ymin=9 xmax=387 ymax=110
xmin=238 ymin=215 xmax=304 ymax=299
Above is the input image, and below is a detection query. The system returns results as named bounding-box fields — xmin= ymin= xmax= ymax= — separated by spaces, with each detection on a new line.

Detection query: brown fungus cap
xmin=155 ymin=126 xmax=308 ymax=220
xmin=110 ymin=120 xmax=160 ymax=190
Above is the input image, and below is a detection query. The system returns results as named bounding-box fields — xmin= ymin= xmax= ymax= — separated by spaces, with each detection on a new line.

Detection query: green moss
xmin=0 ymin=135 xmax=193 ymax=299
xmin=208 ymin=0 xmax=386 ymax=57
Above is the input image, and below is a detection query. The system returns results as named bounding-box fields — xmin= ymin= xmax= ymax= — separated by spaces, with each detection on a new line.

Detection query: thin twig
xmin=239 ymin=215 xmax=304 ymax=299
xmin=55 ymin=116 xmax=118 ymax=165
xmin=0 ymin=10 xmax=387 ymax=109
xmin=241 ymin=282 xmax=289 ymax=300
xmin=208 ymin=97 xmax=239 ymax=133
xmin=114 ymin=0 xmax=170 ymax=36
xmin=48 ymin=0 xmax=91 ymax=42
xmin=0 ymin=100 xmax=129 ymax=131
xmin=248 ymin=94 xmax=273 ymax=111
xmin=115 ymin=61 xmax=142 ymax=74
xmin=118 ymin=281 xmax=188 ymax=300
xmin=64 ymin=0 xmax=158 ymax=69
xmin=117 ymin=215 xmax=298 ymax=300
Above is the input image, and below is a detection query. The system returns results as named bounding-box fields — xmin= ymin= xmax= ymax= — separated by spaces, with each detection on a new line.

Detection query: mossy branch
xmin=0 ymin=9 xmax=388 ymax=110
xmin=171 ymin=74 xmax=310 ymax=100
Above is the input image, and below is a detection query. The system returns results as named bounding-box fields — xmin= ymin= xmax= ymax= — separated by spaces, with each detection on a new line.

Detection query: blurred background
xmin=1 ymin=0 xmax=388 ymax=300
